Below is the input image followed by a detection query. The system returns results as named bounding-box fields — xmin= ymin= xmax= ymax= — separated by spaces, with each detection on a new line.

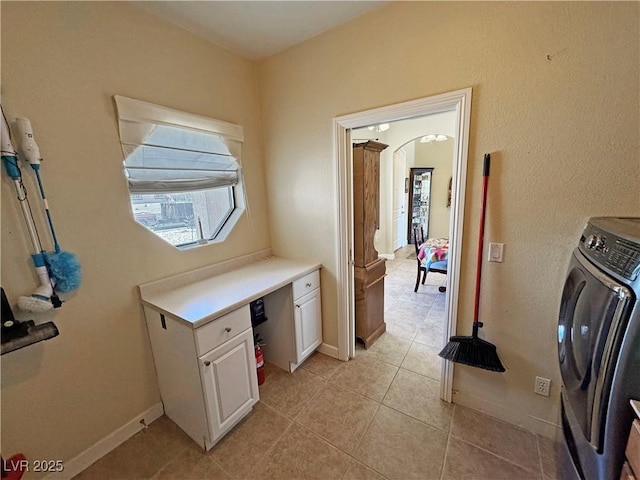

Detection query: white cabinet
xmin=199 ymin=328 xmax=259 ymax=443
xmin=144 ymin=304 xmax=258 ymax=451
xmin=294 ymin=288 xmax=322 ymax=363
xmin=255 ymin=268 xmax=322 ymax=372
xmin=139 ymin=257 xmax=323 ymax=449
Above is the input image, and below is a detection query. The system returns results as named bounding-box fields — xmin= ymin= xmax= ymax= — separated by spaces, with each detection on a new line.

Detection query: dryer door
xmin=558 ymin=250 xmax=631 ymax=448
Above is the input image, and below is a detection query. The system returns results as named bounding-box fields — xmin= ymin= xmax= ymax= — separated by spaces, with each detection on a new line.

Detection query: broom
xmin=439 ymin=153 xmax=505 ymax=372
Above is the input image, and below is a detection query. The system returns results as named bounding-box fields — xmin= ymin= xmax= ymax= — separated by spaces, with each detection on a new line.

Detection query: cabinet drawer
xmin=195 ymin=305 xmax=251 ymax=356
xmin=293 ymin=270 xmax=320 ymax=300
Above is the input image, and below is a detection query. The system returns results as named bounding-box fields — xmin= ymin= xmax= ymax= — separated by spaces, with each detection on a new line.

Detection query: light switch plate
xmin=488 ymin=243 xmax=504 ymax=262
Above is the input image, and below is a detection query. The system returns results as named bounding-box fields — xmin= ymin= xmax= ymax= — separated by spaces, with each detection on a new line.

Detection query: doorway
xmin=333 ymin=88 xmax=472 ymax=401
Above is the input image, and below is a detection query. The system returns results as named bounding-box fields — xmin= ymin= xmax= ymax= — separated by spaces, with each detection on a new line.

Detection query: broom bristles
xmin=439 ymin=335 xmax=505 ymax=372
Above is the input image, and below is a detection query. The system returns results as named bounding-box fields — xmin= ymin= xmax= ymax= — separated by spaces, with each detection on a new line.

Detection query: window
xmin=114 ymin=96 xmax=245 ymax=248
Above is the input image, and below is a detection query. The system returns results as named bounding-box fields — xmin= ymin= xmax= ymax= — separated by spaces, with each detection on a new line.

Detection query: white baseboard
xmin=45 ymin=402 xmax=164 ymax=480
xmin=452 ymin=390 xmax=560 ymax=439
xmin=317 ymin=342 xmax=340 ymax=360
xmin=379 ymin=253 xmax=394 ymax=260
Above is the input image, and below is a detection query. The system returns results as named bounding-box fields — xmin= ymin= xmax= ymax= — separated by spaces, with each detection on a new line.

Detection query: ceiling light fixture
xmin=367 ymin=123 xmax=390 ymax=133
xmin=420 ymin=134 xmax=448 ymax=143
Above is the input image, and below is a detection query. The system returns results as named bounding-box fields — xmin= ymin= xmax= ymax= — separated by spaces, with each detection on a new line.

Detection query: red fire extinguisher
xmin=254 ymin=334 xmax=265 ymax=386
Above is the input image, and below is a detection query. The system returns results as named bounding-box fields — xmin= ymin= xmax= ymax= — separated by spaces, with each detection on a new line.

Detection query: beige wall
xmin=259 ymin=2 xmax=639 ymax=433
xmin=414 ymin=138 xmax=454 ymax=240
xmin=1 ymin=2 xmax=268 ymax=467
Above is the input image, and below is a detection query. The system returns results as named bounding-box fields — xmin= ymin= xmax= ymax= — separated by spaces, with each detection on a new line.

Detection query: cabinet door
xmin=353 ymin=141 xmax=387 ymax=267
xmin=363 ymin=149 xmax=380 ymax=265
xmin=199 ymin=328 xmax=259 ymax=445
xmin=294 ymin=288 xmax=322 ymax=364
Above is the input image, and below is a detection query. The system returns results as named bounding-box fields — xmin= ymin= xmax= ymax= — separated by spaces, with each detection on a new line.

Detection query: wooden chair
xmin=413 ymin=235 xmax=427 ymax=292
xmin=429 ymin=260 xmax=448 ymax=293
xmin=413 ymin=227 xmax=448 ymax=293
xmin=413 ymin=225 xmax=425 ymax=246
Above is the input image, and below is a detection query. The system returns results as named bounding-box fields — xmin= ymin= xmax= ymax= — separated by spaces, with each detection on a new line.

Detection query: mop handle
xmin=14 ymin=118 xmax=62 ymax=253
xmin=473 ymin=154 xmax=491 ymax=327
xmin=13 ymin=178 xmax=43 ymax=254
xmin=33 ymin=167 xmax=61 ymax=253
xmin=1 ymin=154 xmax=42 ymax=254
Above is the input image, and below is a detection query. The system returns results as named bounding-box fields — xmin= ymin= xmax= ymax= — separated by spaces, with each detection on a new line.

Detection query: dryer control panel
xmin=580 ymin=218 xmax=640 ymax=281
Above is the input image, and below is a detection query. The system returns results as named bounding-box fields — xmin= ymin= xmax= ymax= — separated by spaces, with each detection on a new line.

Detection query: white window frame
xmin=114 ymin=95 xmax=246 ymax=248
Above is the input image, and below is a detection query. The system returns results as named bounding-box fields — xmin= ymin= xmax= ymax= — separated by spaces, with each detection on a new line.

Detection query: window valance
xmin=114 ymin=95 xmax=243 ymax=194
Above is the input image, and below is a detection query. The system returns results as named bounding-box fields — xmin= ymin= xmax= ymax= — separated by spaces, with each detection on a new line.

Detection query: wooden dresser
xmin=353 ymin=140 xmax=387 ymax=348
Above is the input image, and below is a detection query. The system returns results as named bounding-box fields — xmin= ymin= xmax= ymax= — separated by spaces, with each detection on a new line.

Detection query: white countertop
xmin=140 ymin=257 xmax=321 ymax=328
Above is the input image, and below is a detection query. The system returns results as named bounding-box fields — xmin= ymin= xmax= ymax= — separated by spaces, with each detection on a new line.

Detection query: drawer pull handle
xmin=295 ymin=304 xmax=300 ymax=308
xmin=306 ymin=282 xmax=312 ymax=287
xmin=204 ymin=361 xmax=211 ymax=366
xmin=224 ymin=327 xmax=232 ymax=333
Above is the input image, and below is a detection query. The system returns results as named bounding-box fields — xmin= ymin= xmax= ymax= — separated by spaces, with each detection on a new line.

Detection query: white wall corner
xmin=316 ymin=342 xmax=340 ymax=360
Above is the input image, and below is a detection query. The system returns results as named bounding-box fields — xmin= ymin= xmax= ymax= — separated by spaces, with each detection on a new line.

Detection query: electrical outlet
xmin=535 ymin=376 xmax=551 ymax=397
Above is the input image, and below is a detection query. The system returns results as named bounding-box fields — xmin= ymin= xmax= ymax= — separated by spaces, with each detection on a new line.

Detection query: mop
xmin=15 ymin=118 xmax=81 ymax=293
xmin=1 ymin=106 xmax=60 ymax=312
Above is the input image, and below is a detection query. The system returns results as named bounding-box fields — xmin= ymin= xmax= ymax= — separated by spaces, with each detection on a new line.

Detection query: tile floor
xmin=74 ymin=246 xmax=559 ymax=479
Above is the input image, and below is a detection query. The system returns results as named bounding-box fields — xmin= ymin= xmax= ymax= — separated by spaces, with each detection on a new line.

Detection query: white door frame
xmin=392 ymin=148 xmax=407 ymax=251
xmin=333 ymin=87 xmax=472 ymax=402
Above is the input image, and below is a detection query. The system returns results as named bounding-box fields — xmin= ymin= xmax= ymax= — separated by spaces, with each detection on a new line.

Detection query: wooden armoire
xmin=353 ymin=140 xmax=387 ymax=348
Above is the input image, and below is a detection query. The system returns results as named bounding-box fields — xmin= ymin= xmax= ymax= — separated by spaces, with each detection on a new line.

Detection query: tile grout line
xmin=449 ymin=434 xmax=543 ymax=477
xmin=209 ymin=454 xmax=237 ymax=479
xmin=398 ymin=361 xmax=441 ymax=383
xmin=289 ymin=401 xmax=390 ymax=480
xmin=535 ymin=434 xmax=545 ymax=479
xmin=379 ymin=400 xmax=452 ymax=436
xmin=344 ymin=402 xmax=389 ymax=480
xmin=299 ymin=353 xmax=342 ymax=382
xmin=147 ymin=425 xmax=193 ymax=480
xmin=381 ymin=375 xmax=456 ymax=433
xmin=307 ymin=351 xmax=395 ymax=478
xmin=378 ymin=364 xmax=401 ymax=406
xmin=250 ymin=420 xmax=296 ymax=477
xmin=325 ymin=373 xmax=382 ymax=404
xmin=296 ymin=355 xmax=395 ymax=479
xmin=240 ymin=401 xmax=296 ymax=478
xmin=449 ymin=402 xmax=544 ymax=470
xmin=439 ymin=404 xmax=456 ymax=480
xmin=290 ymin=372 xmax=328 ymax=422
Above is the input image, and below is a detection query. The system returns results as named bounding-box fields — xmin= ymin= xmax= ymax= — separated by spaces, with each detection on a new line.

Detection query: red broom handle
xmin=473 ymin=154 xmax=491 ymax=328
